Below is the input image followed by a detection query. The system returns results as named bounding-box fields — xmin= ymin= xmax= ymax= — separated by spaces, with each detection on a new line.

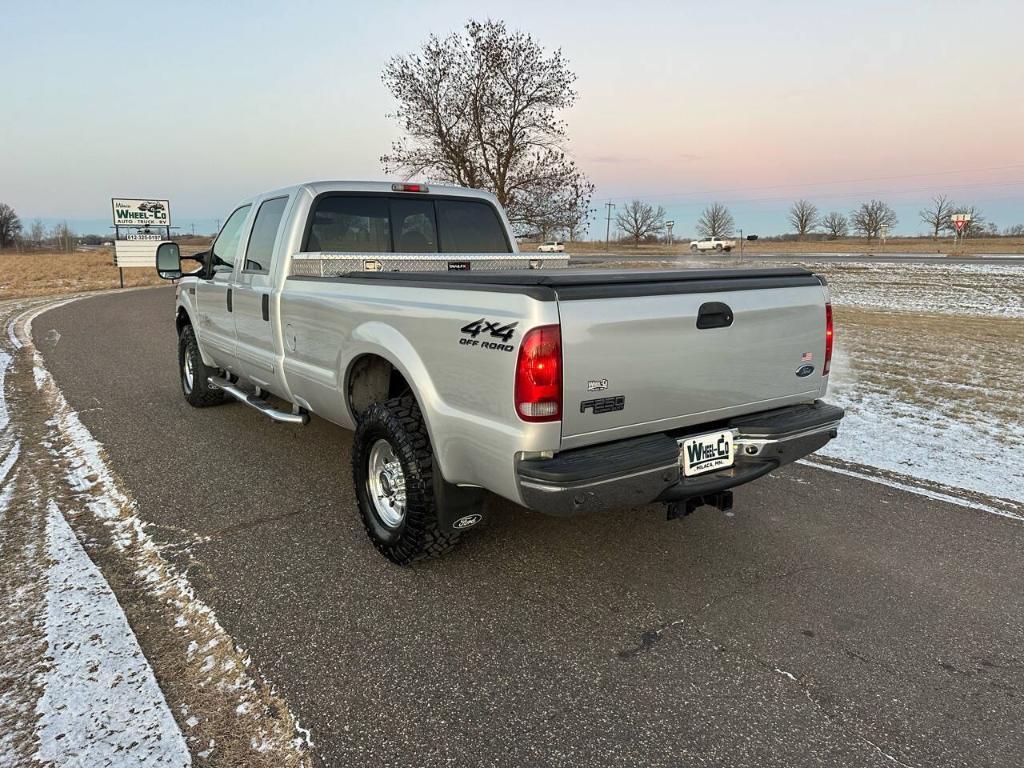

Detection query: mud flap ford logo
xmin=453 ymin=514 xmax=482 ymax=529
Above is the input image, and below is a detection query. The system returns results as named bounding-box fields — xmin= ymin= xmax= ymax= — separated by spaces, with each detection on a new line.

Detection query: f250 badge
xmin=459 ymin=318 xmax=518 ymax=352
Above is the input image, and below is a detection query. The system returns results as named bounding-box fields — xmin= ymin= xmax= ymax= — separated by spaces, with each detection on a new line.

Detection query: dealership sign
xmin=112 ymin=198 xmax=171 ymax=227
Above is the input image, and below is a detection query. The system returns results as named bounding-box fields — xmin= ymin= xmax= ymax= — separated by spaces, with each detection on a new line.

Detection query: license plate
xmin=680 ymin=430 xmax=735 ymax=477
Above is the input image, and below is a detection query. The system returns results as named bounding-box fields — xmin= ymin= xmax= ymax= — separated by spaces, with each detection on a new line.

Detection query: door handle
xmin=696 ymin=301 xmax=733 ymax=329
xmin=261 ymin=293 xmax=270 ymax=321
xmin=226 ymin=288 xmax=232 ymax=312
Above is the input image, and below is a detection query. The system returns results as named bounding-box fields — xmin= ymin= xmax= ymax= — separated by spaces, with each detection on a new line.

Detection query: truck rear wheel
xmin=352 ymin=394 xmax=461 ymax=564
xmin=690 ymin=244 xmax=698 ymax=252
xmin=178 ymin=325 xmax=226 ymax=407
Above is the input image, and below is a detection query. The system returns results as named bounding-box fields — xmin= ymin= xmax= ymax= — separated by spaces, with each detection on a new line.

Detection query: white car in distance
xmin=538 ymin=241 xmax=565 ymax=253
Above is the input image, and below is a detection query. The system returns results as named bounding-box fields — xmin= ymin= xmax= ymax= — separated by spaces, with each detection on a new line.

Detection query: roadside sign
xmin=112 ymin=198 xmax=171 ymax=228
xmin=951 ymin=212 xmax=971 ymax=234
xmin=114 ymin=239 xmax=163 ymax=268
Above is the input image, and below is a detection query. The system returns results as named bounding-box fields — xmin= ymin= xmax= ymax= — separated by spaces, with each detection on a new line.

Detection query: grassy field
xmin=530 ymin=236 xmax=1024 ymax=256
xmin=0 ymin=246 xmax=208 ymax=300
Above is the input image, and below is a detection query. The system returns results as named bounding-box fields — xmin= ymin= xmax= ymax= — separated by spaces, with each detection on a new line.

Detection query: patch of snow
xmin=0 ymin=439 xmax=20 ymax=484
xmin=0 ymin=470 xmax=14 ymax=518
xmin=35 ymin=500 xmax=191 ymax=767
xmin=821 ymin=262 xmax=1024 ymax=319
xmin=774 ymin=668 xmax=799 ymax=683
xmin=0 ymin=351 xmax=10 ymax=430
xmin=33 ymin=365 xmax=46 ymax=390
xmin=819 ymin=389 xmax=1024 ymax=506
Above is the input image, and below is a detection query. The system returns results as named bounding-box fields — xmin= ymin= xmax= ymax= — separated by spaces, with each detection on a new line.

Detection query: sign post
xmin=951 ymin=213 xmax=971 ymax=254
xmin=111 ymin=198 xmax=172 ymax=287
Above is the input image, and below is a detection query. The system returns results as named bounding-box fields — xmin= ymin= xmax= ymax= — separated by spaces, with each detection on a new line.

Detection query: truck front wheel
xmin=352 ymin=394 xmax=461 ymax=564
xmin=690 ymin=244 xmax=698 ymax=252
xmin=178 ymin=325 xmax=226 ymax=407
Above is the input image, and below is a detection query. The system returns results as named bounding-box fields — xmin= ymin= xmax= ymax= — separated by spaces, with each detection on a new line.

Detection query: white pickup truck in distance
xmin=156 ymin=181 xmax=842 ymax=564
xmin=538 ymin=241 xmax=565 ymax=252
xmin=690 ymin=237 xmax=736 ymax=252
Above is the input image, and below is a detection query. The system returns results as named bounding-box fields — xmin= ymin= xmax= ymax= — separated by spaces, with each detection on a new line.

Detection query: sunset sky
xmin=3 ymin=0 xmax=1023 ymax=236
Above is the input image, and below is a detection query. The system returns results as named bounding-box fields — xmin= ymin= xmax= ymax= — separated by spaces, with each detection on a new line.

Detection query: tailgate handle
xmin=696 ymin=302 xmax=733 ymax=329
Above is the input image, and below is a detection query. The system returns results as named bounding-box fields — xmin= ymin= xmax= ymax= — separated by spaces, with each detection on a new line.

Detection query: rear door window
xmin=243 ymin=196 xmax=288 ymax=273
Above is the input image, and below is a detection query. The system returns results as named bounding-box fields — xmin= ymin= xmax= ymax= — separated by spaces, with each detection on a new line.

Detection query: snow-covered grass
xmin=0 ymin=295 xmax=313 ymax=768
xmin=36 ymin=499 xmax=191 ymax=766
xmin=814 ymin=266 xmax=1024 ymax=514
xmin=815 ymin=261 xmax=1024 ymax=319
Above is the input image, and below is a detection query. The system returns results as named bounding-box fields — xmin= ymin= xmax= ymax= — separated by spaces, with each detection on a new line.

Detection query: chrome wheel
xmin=183 ymin=349 xmax=194 ymax=393
xmin=366 ymin=439 xmax=407 ymax=528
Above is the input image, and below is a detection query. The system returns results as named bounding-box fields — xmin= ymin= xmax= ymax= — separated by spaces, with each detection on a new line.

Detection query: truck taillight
xmin=391 ymin=183 xmax=429 ymax=193
xmin=824 ymin=302 xmax=834 ymax=376
xmin=515 ymin=325 xmax=561 ymax=422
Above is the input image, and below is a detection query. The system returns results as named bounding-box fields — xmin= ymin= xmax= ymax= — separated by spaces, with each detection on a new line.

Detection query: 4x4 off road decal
xmin=459 ymin=318 xmax=518 ymax=352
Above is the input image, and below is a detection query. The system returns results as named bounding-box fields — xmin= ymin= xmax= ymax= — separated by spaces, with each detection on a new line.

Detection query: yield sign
xmin=954 ymin=219 xmax=967 ymax=233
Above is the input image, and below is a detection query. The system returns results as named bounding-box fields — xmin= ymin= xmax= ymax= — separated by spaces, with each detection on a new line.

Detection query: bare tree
xmin=696 ymin=202 xmax=735 ymax=238
xmin=821 ymin=211 xmax=848 ymax=239
xmin=615 ymin=200 xmax=665 ymax=247
xmin=381 ymin=19 xmax=594 ymax=234
xmin=850 ymin=200 xmax=898 ymax=240
xmin=1004 ymin=224 xmax=1024 ymax=237
xmin=49 ymin=221 xmax=74 ymax=253
xmin=919 ymin=194 xmax=953 ymax=239
xmin=0 ymin=203 xmax=22 ymax=249
xmin=29 ymin=219 xmax=45 ymax=248
xmin=787 ymin=199 xmax=819 ymax=238
xmin=561 ymin=177 xmax=594 ymax=242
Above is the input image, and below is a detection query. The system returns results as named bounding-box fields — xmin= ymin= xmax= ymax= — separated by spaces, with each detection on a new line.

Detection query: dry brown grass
xmin=0 ymin=246 xmax=209 ymax=300
xmin=524 ymin=236 xmax=1024 ymax=256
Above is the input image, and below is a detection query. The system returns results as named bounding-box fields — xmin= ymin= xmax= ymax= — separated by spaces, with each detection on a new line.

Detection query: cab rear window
xmin=305 ymin=195 xmax=510 ymax=253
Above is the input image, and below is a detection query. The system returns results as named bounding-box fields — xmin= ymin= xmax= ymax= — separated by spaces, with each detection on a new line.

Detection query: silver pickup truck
xmin=156 ymin=181 xmax=842 ymax=564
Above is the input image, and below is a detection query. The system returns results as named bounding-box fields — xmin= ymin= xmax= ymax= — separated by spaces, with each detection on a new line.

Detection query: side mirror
xmin=156 ymin=242 xmax=182 ymax=280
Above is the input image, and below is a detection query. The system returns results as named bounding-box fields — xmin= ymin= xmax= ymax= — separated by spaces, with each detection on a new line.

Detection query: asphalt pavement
xmin=34 ymin=286 xmax=1024 ymax=768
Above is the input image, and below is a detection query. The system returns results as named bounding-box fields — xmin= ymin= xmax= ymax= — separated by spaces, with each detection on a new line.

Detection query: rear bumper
xmin=516 ymin=401 xmax=843 ymax=516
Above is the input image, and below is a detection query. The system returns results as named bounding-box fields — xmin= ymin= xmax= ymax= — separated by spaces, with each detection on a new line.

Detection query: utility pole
xmin=739 ymin=229 xmax=743 ymax=258
xmin=604 ymin=202 xmax=615 ymax=249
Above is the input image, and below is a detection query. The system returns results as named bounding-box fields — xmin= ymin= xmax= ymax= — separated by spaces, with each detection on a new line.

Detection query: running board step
xmin=207 ymin=376 xmax=309 ymax=424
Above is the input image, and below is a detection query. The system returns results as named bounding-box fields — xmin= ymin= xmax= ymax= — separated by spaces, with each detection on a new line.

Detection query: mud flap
xmin=433 ymin=459 xmax=487 ymax=532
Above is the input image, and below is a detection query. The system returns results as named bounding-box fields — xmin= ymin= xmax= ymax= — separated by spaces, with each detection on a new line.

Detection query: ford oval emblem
xmin=453 ymin=514 xmax=482 ymax=530
xmin=795 ymin=364 xmax=815 ymax=378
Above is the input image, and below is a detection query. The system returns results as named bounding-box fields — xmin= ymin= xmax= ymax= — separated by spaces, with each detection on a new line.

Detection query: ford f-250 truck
xmin=156 ymin=181 xmax=842 ymax=564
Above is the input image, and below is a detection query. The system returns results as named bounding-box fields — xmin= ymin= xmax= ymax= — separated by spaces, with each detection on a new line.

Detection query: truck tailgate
xmin=557 ymin=275 xmax=827 ymax=448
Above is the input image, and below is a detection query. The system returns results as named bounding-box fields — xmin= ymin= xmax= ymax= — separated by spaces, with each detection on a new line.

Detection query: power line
xmin=604 ymin=202 xmax=615 ymax=248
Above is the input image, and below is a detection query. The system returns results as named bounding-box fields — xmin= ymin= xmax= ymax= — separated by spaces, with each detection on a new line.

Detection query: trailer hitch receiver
xmin=666 ymin=490 xmax=733 ymax=521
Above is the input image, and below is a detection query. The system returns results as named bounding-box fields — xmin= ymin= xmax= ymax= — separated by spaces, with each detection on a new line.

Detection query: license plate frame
xmin=679 ymin=430 xmax=735 ymax=477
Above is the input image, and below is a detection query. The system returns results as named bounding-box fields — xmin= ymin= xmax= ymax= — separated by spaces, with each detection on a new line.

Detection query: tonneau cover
xmin=326 ymin=267 xmax=813 ymax=286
